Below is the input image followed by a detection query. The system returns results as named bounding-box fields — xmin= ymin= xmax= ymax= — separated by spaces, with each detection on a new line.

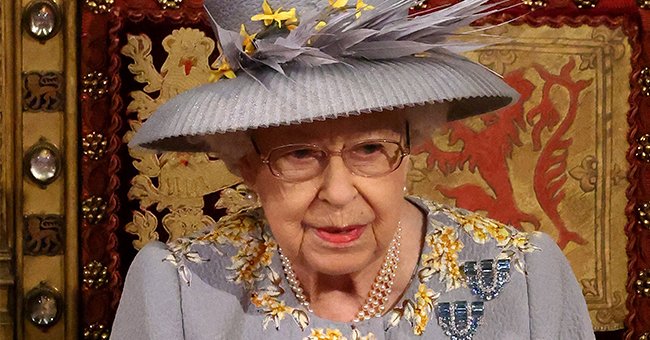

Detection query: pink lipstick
xmin=313 ymin=225 xmax=366 ymax=244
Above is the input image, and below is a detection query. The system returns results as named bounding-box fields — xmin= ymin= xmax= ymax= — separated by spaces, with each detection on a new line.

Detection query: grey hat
xmin=129 ymin=0 xmax=519 ymax=153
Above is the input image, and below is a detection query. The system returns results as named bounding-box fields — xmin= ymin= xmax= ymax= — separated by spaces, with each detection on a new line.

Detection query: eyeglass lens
xmin=267 ymin=140 xmax=405 ymax=182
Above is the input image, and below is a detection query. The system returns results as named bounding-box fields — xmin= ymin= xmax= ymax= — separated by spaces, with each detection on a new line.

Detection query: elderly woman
xmin=111 ymin=0 xmax=594 ymax=339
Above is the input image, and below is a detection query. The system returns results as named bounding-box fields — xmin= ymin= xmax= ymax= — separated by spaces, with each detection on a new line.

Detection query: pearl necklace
xmin=279 ymin=223 xmax=402 ymax=322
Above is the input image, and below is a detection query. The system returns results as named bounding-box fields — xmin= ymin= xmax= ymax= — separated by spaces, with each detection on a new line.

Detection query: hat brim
xmin=129 ymin=52 xmax=519 ymax=152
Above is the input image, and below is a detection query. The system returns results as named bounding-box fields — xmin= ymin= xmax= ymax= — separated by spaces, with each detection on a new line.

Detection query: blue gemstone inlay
xmin=435 ymin=301 xmax=485 ymax=340
xmin=463 ymin=258 xmax=511 ymax=301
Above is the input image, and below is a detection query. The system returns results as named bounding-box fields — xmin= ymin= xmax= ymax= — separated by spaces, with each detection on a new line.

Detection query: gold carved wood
xmin=122 ymin=28 xmax=240 ymax=248
xmin=409 ymin=24 xmax=629 ymax=331
xmin=0 ymin=0 xmax=13 ymax=338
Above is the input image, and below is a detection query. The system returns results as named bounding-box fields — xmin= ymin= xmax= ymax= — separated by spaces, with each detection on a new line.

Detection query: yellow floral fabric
xmin=164 ymin=197 xmax=539 ymax=337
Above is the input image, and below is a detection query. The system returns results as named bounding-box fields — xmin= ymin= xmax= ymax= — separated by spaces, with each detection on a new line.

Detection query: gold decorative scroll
xmin=122 ymin=28 xmax=241 ymax=248
xmin=409 ymin=24 xmax=629 ymax=331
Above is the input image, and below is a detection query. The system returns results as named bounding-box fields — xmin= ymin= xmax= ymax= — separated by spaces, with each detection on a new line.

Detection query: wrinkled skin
xmin=239 ymin=110 xmax=430 ymax=321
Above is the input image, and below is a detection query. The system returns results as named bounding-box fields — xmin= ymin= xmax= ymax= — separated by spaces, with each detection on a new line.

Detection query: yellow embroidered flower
xmin=200 ymin=214 xmax=258 ymax=245
xmin=425 ymin=226 xmax=464 ymax=290
xmin=355 ymin=0 xmax=374 ymax=18
xmin=329 ymin=0 xmax=348 ymax=9
xmin=487 ymin=222 xmax=511 ymax=246
xmin=251 ymin=291 xmax=277 ymax=308
xmin=510 ymin=233 xmax=532 ymax=250
xmin=414 ymin=284 xmax=438 ymax=312
xmin=269 ymin=300 xmax=291 ymax=318
xmin=305 ymin=328 xmax=347 ymax=340
xmin=208 ymin=56 xmax=236 ymax=82
xmin=251 ymin=0 xmax=298 ymax=29
xmin=240 ymin=24 xmax=257 ymax=55
xmin=413 ymin=312 xmax=429 ymax=336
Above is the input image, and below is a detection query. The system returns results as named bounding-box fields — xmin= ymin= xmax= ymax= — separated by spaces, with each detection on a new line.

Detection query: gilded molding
xmin=81 ymin=196 xmax=107 ymax=225
xmin=635 ymin=134 xmax=650 ymax=162
xmin=82 ymin=261 xmax=108 ymax=289
xmin=635 ymin=270 xmax=650 ymax=297
xmin=81 ymin=72 xmax=108 ymax=100
xmin=82 ymin=132 xmax=107 ymax=160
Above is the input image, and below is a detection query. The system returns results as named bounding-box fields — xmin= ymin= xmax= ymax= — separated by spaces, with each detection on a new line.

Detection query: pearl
xmin=278 ymin=221 xmax=402 ymax=322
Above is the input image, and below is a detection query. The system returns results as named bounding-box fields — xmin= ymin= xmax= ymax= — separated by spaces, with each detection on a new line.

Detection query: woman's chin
xmin=303 ymin=251 xmax=374 ymax=277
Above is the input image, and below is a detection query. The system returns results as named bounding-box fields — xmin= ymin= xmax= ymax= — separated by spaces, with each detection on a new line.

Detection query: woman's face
xmin=241 ymin=112 xmax=411 ymax=277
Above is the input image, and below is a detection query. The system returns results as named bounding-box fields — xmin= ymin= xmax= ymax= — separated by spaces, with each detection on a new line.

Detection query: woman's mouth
xmin=313 ymin=225 xmax=366 ymax=245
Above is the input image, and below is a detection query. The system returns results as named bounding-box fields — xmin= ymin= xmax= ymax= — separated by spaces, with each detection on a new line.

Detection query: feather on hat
xmin=129 ymin=0 xmax=520 ymax=153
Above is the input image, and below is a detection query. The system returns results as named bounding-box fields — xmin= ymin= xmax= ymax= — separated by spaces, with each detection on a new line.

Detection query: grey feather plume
xmin=210 ymin=0 xmax=517 ymax=80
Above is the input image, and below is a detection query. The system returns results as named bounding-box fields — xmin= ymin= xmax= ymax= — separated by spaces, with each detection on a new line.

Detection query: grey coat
xmin=111 ymin=197 xmax=594 ymax=340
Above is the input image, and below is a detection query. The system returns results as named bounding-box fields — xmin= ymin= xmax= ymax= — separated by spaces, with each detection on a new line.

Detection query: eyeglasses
xmin=253 ymin=135 xmax=410 ymax=183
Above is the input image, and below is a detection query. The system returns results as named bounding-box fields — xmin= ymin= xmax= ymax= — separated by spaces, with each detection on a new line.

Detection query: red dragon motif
xmin=414 ymin=58 xmax=591 ymax=249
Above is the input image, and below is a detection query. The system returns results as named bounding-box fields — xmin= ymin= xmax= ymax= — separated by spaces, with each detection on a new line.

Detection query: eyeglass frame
xmin=250 ymin=122 xmax=411 ymax=182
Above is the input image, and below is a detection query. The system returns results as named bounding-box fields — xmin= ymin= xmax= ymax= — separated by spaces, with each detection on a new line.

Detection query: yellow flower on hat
xmin=240 ymin=24 xmax=257 ymax=55
xmin=209 ymin=56 xmax=237 ymax=82
xmin=315 ymin=21 xmax=327 ymax=31
xmin=285 ymin=15 xmax=299 ymax=31
xmin=251 ymin=0 xmax=298 ymax=29
xmin=355 ymin=0 xmax=374 ymax=18
xmin=329 ymin=0 xmax=348 ymax=9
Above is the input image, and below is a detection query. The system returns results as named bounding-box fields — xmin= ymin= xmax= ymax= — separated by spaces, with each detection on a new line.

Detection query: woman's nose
xmin=316 ymin=156 xmax=358 ymax=206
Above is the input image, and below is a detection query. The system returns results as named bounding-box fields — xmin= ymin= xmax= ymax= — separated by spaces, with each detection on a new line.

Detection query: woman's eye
xmin=356 ymin=143 xmax=384 ymax=155
xmin=286 ymin=148 xmax=320 ymax=160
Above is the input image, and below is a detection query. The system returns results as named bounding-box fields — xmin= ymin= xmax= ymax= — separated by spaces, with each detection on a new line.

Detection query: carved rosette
xmin=83 ymin=261 xmax=109 ymax=289
xmin=82 ymin=132 xmax=107 ymax=161
xmin=638 ymin=0 xmax=650 ymax=9
xmin=635 ymin=270 xmax=650 ymax=297
xmin=635 ymin=135 xmax=650 ymax=162
xmin=639 ymin=67 xmax=650 ymax=96
xmin=574 ymin=0 xmax=598 ymax=8
xmin=521 ymin=0 xmax=548 ymax=9
xmin=81 ymin=196 xmax=107 ymax=225
xmin=640 ymin=332 xmax=650 ymax=340
xmin=157 ymin=0 xmax=183 ymax=10
xmin=409 ymin=0 xmax=429 ymax=11
xmin=83 ymin=323 xmax=110 ymax=340
xmin=637 ymin=203 xmax=650 ymax=229
xmin=81 ymin=72 xmax=108 ymax=100
xmin=85 ymin=0 xmax=113 ymax=14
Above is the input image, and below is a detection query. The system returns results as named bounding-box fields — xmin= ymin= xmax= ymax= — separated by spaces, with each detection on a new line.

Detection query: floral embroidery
xmin=386 ymin=283 xmax=440 ymax=335
xmin=164 ymin=193 xmax=538 ymax=337
xmin=441 ymin=206 xmax=541 ymax=275
xmin=304 ymin=328 xmax=376 ymax=340
xmin=420 ymin=225 xmax=465 ymax=291
xmin=166 ymin=207 xmax=309 ymax=331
